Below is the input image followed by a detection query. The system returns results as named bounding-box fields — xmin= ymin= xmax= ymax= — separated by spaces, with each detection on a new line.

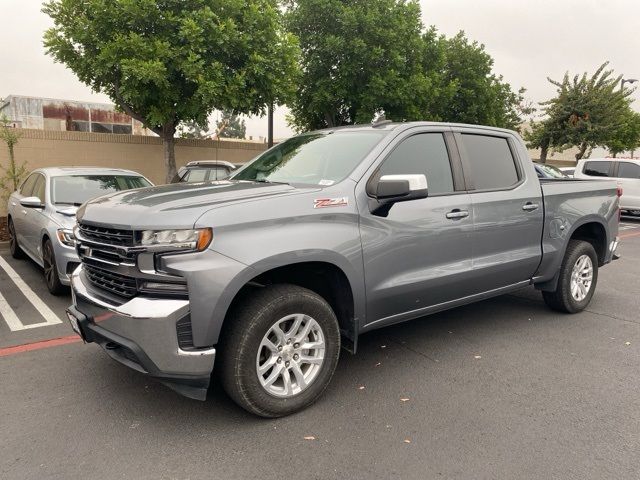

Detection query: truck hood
xmin=77 ymin=181 xmax=314 ymax=229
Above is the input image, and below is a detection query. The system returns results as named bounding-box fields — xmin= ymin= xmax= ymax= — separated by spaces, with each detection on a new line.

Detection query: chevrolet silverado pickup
xmin=66 ymin=122 xmax=620 ymax=417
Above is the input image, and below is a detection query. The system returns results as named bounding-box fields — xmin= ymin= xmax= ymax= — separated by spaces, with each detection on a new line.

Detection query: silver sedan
xmin=7 ymin=167 xmax=153 ymax=294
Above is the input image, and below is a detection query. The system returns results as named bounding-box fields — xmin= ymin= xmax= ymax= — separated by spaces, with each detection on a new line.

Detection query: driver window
xmin=20 ymin=174 xmax=38 ymax=196
xmin=378 ymin=133 xmax=454 ymax=195
xmin=32 ymin=175 xmax=45 ymax=203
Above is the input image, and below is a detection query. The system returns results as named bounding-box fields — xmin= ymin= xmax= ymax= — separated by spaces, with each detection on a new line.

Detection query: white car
xmin=559 ymin=167 xmax=575 ymax=178
xmin=574 ymin=158 xmax=640 ymax=215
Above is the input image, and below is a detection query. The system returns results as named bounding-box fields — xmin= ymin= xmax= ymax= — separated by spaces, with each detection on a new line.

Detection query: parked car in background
xmin=172 ymin=161 xmax=236 ymax=183
xmin=574 ymin=158 xmax=640 ymax=215
xmin=559 ymin=166 xmax=575 ymax=178
xmin=533 ymin=162 xmax=567 ymax=179
xmin=7 ymin=168 xmax=152 ymax=294
xmin=67 ymin=122 xmax=620 ymax=417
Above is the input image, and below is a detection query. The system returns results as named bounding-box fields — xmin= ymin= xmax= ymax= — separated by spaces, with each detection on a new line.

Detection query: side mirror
xmin=368 ymin=174 xmax=428 ymax=217
xmin=20 ymin=196 xmax=44 ymax=209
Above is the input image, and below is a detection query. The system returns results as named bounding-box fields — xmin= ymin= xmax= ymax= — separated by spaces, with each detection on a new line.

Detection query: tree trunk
xmin=8 ymin=143 xmax=17 ymax=191
xmin=539 ymin=139 xmax=549 ymax=164
xmin=161 ymin=124 xmax=177 ymax=184
xmin=575 ymin=141 xmax=589 ymax=161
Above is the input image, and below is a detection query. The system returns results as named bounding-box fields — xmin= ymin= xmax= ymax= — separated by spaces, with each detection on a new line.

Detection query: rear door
xmin=454 ymin=129 xmax=544 ymax=291
xmin=359 ymin=127 xmax=476 ymax=326
xmin=614 ymin=161 xmax=640 ymax=211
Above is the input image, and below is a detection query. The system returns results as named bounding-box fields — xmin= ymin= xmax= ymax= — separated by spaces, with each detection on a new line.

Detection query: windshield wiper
xmin=252 ymin=179 xmax=290 ymax=185
xmin=54 ymin=202 xmax=83 ymax=206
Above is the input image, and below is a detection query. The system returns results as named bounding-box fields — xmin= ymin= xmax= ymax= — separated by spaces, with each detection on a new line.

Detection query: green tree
xmin=0 ymin=115 xmax=27 ymax=200
xmin=285 ymin=1 xmax=529 ymax=132
xmin=43 ymin=0 xmax=299 ymax=183
xmin=434 ymin=32 xmax=532 ymax=130
xmin=525 ymin=62 xmax=634 ymax=162
xmin=604 ymin=109 xmax=640 ymax=157
xmin=217 ymin=110 xmax=247 ymax=139
xmin=285 ymin=0 xmax=441 ymax=131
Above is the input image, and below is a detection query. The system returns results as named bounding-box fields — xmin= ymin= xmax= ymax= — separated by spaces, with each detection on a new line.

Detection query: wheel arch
xmin=216 ymin=257 xmax=361 ymax=353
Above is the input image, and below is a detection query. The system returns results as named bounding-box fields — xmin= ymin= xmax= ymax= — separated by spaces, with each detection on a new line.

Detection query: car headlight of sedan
xmin=139 ymin=228 xmax=213 ymax=252
xmin=56 ymin=228 xmax=76 ymax=247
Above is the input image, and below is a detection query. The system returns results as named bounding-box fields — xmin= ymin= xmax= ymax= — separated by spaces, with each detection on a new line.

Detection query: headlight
xmin=57 ymin=229 xmax=76 ymax=247
xmin=139 ymin=228 xmax=213 ymax=252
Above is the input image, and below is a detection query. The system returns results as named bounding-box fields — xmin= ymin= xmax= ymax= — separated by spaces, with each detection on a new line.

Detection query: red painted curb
xmin=619 ymin=231 xmax=640 ymax=239
xmin=0 ymin=335 xmax=82 ymax=357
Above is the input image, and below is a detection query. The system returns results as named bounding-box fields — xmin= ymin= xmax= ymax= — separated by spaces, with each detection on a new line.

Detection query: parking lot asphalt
xmin=1 ymin=218 xmax=640 ymax=480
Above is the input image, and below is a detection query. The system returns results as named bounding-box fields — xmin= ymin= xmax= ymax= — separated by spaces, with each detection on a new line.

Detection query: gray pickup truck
xmin=66 ymin=122 xmax=620 ymax=417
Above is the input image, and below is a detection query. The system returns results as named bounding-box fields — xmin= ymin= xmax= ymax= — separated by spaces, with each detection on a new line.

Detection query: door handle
xmin=446 ymin=209 xmax=470 ymax=220
xmin=522 ymin=202 xmax=539 ymax=212
xmin=22 ymin=210 xmax=28 ymax=215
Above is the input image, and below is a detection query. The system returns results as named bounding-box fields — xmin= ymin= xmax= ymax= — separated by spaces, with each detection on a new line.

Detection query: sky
xmin=1 ymin=0 xmax=639 ymax=139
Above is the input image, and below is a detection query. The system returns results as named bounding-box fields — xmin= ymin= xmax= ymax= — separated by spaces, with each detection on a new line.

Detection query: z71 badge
xmin=314 ymin=197 xmax=349 ymax=209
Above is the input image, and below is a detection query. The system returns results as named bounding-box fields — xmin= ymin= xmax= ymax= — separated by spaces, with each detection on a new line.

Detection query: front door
xmin=358 ymin=129 xmax=476 ymax=327
xmin=22 ymin=173 xmax=47 ymax=259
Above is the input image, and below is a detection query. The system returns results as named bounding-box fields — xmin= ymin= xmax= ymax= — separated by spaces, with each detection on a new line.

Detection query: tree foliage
xmin=43 ymin=0 xmax=299 ymax=182
xmin=217 ymin=110 xmax=247 ymax=139
xmin=178 ymin=120 xmax=210 ymax=139
xmin=0 ymin=114 xmax=27 ymax=200
xmin=285 ymin=0 xmax=528 ymax=131
xmin=604 ymin=109 xmax=640 ymax=157
xmin=525 ymin=62 xmax=637 ymax=162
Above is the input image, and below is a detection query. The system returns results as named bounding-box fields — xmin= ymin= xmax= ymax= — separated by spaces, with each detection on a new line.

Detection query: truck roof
xmin=32 ymin=167 xmax=147 ymax=177
xmin=313 ymin=121 xmax=519 ymax=136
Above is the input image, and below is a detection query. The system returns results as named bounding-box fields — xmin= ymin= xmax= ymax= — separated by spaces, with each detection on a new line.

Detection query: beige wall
xmin=0 ymin=129 xmax=268 ymax=215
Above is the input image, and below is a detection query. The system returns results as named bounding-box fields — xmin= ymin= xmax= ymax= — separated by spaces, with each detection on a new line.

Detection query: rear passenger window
xmin=378 ymin=133 xmax=454 ymax=195
xmin=583 ymin=161 xmax=611 ymax=177
xmin=618 ymin=162 xmax=640 ymax=179
xmin=461 ymin=134 xmax=519 ymax=190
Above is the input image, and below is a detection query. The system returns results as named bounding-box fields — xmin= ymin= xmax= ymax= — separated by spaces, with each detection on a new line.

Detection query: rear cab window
xmin=583 ymin=161 xmax=612 ymax=177
xmin=459 ymin=134 xmax=520 ymax=190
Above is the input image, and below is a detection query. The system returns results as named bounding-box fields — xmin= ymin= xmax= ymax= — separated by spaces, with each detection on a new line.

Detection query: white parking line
xmin=0 ymin=292 xmax=24 ymax=331
xmin=0 ymin=256 xmax=63 ymax=330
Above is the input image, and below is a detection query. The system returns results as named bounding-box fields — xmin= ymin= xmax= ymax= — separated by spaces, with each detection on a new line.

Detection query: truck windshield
xmin=51 ymin=175 xmax=152 ymax=205
xmin=231 ymin=131 xmax=386 ymax=186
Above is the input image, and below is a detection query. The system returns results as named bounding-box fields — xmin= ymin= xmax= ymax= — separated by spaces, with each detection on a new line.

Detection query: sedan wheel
xmin=43 ymin=239 xmax=66 ymax=295
xmin=8 ymin=219 xmax=24 ymax=259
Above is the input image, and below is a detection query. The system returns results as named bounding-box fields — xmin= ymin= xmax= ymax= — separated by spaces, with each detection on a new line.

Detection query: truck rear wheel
xmin=542 ymin=240 xmax=598 ymax=313
xmin=220 ymin=284 xmax=341 ymax=418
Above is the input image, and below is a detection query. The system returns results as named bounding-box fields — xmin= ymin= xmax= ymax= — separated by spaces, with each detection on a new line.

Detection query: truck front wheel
xmin=220 ymin=284 xmax=341 ymax=417
xmin=542 ymin=240 xmax=599 ymax=313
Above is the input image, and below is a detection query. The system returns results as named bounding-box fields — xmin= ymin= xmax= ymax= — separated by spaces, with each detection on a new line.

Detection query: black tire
xmin=542 ymin=240 xmax=598 ymax=313
xmin=219 ymin=284 xmax=341 ymax=418
xmin=8 ymin=218 xmax=25 ymax=259
xmin=42 ymin=238 xmax=66 ymax=296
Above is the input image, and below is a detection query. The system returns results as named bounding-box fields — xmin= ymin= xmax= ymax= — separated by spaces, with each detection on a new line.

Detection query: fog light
xmin=141 ymin=281 xmax=188 ymax=293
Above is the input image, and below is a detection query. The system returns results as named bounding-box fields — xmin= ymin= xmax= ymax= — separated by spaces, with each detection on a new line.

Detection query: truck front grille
xmin=84 ymin=264 xmax=138 ymax=298
xmin=79 ymin=223 xmax=134 ymax=246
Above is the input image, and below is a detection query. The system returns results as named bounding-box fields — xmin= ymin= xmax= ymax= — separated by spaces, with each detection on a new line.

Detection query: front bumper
xmin=67 ymin=266 xmax=216 ymax=400
xmin=53 ymin=242 xmax=80 ymax=286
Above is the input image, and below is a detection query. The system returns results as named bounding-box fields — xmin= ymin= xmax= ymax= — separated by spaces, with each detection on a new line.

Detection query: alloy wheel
xmin=43 ymin=242 xmax=56 ymax=288
xmin=570 ymin=254 xmax=593 ymax=301
xmin=256 ymin=314 xmax=326 ymax=398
